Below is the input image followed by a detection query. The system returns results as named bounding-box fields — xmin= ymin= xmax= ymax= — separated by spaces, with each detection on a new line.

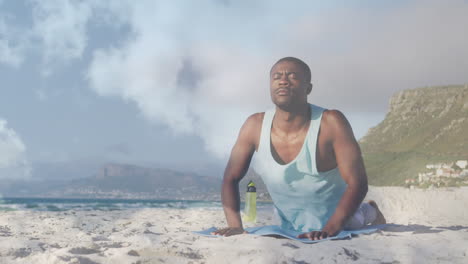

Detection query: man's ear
xmin=306 ymin=83 xmax=313 ymax=95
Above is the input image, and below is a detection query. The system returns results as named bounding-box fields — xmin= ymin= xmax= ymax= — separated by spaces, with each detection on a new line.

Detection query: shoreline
xmin=3 ymin=185 xmax=467 ymax=201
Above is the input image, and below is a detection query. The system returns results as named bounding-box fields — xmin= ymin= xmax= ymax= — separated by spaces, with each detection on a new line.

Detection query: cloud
xmin=0 ymin=119 xmax=30 ymax=179
xmin=0 ymin=0 xmax=95 ymax=73
xmin=0 ymin=9 xmax=28 ymax=67
xmin=85 ymin=0 xmax=288 ymax=157
xmin=1 ymin=0 xmax=468 ymax=157
xmin=29 ymin=0 xmax=94 ymax=75
xmin=86 ymin=0 xmax=468 ymax=157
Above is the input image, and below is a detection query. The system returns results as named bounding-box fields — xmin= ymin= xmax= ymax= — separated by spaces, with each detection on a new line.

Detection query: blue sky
xmin=1 ymin=0 xmax=467 ymax=179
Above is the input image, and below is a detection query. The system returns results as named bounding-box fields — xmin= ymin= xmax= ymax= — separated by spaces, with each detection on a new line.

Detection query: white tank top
xmin=252 ymin=103 xmax=347 ymax=232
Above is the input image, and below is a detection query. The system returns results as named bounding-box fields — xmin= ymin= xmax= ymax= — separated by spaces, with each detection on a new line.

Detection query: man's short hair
xmin=271 ymin=57 xmax=311 ymax=83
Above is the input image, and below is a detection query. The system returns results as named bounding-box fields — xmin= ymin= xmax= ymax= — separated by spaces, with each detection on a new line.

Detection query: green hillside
xmin=359 ymin=85 xmax=468 ymax=186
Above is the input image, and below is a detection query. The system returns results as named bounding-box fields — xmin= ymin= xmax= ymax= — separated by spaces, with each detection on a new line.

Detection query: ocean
xmin=0 ymin=197 xmax=274 ymax=212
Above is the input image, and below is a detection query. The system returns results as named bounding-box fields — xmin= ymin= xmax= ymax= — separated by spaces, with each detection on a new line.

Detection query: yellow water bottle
xmin=243 ymin=181 xmax=257 ymax=223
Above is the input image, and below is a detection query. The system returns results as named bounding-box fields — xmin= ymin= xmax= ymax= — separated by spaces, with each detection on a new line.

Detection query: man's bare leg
xmin=368 ymin=200 xmax=386 ymax=225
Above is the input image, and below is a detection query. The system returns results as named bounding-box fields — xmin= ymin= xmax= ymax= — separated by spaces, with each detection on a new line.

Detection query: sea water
xmin=0 ymin=197 xmax=273 ymax=212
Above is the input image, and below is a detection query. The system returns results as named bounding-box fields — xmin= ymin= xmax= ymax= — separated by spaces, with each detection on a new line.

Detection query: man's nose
xmin=279 ymin=75 xmax=289 ymax=86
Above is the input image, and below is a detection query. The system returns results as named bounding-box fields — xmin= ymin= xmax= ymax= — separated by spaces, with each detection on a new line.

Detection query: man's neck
xmin=274 ymin=103 xmax=310 ymax=133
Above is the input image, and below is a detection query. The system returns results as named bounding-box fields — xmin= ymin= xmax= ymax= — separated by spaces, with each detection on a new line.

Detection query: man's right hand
xmin=211 ymin=227 xmax=247 ymax=236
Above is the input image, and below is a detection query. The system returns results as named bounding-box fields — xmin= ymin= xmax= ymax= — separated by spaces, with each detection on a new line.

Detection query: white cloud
xmin=86 ymin=0 xmax=468 ymax=157
xmin=1 ymin=0 xmax=468 ymax=157
xmin=0 ymin=11 xmax=27 ymax=67
xmin=0 ymin=0 xmax=95 ymax=72
xmin=29 ymin=0 xmax=93 ymax=75
xmin=86 ymin=1 xmax=278 ymax=157
xmin=0 ymin=119 xmax=30 ymax=179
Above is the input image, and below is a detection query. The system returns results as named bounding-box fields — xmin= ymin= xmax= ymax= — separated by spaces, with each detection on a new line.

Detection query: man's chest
xmin=270 ymin=130 xmax=337 ymax=172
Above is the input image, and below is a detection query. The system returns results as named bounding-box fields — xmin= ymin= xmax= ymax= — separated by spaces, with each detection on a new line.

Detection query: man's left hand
xmin=297 ymin=226 xmax=341 ymax=240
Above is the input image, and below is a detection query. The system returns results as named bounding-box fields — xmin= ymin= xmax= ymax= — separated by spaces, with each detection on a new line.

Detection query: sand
xmin=0 ymin=187 xmax=467 ymax=264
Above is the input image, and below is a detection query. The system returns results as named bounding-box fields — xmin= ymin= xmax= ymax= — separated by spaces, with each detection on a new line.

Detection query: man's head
xmin=270 ymin=57 xmax=312 ymax=109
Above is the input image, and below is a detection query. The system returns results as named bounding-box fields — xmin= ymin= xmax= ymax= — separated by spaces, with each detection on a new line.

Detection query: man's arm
xmin=298 ymin=110 xmax=368 ymax=240
xmin=212 ymin=113 xmax=262 ymax=236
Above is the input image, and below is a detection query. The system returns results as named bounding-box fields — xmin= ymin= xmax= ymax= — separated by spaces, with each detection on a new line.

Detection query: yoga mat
xmin=194 ymin=224 xmax=387 ymax=244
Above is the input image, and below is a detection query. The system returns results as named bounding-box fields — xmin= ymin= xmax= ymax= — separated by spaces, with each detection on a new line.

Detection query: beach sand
xmin=1 ymin=187 xmax=467 ymax=264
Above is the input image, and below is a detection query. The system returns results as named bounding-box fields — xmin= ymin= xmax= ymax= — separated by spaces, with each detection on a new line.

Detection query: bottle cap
xmin=247 ymin=181 xmax=256 ymax=192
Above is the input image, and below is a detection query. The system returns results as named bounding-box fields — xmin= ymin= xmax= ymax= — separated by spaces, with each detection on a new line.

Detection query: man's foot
xmin=368 ymin=200 xmax=386 ymax=225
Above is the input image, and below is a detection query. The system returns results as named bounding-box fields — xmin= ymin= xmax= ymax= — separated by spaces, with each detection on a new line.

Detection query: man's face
xmin=270 ymin=60 xmax=311 ymax=108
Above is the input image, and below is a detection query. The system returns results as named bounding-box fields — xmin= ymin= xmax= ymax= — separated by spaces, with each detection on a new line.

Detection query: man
xmin=213 ymin=57 xmax=385 ymax=240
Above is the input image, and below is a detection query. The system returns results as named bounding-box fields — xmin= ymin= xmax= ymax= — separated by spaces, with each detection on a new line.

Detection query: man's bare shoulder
xmin=322 ymin=109 xmax=347 ymax=125
xmin=239 ymin=112 xmax=265 ymax=149
xmin=244 ymin=112 xmax=264 ymax=127
xmin=321 ymin=109 xmax=354 ymax=139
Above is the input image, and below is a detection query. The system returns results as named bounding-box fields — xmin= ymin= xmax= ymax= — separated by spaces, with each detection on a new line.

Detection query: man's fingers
xmin=229 ymin=229 xmax=241 ymax=236
xmin=221 ymin=228 xmax=233 ymax=236
xmin=297 ymin=231 xmax=328 ymax=240
xmin=224 ymin=228 xmax=244 ymax=237
xmin=211 ymin=228 xmax=227 ymax=235
xmin=297 ymin=231 xmax=314 ymax=239
xmin=313 ymin=231 xmax=322 ymax=240
xmin=211 ymin=227 xmax=245 ymax=237
xmin=319 ymin=231 xmax=328 ymax=240
xmin=297 ymin=232 xmax=308 ymax=239
xmin=224 ymin=229 xmax=233 ymax=236
xmin=297 ymin=231 xmax=316 ymax=240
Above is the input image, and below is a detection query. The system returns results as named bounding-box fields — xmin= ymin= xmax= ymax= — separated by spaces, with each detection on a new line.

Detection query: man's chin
xmin=273 ymin=99 xmax=293 ymax=109
xmin=273 ymin=99 xmax=309 ymax=112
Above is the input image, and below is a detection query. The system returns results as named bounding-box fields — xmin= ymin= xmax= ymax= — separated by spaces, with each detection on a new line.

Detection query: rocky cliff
xmin=359 ymin=84 xmax=468 ymax=185
xmin=89 ymin=163 xmax=219 ymax=193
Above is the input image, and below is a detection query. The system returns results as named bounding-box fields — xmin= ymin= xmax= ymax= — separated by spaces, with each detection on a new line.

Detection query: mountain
xmin=62 ymin=163 xmax=221 ymax=199
xmin=31 ymin=160 xmax=102 ymax=180
xmin=0 ymin=163 xmax=221 ymax=199
xmin=0 ymin=162 xmax=274 ymax=200
xmin=359 ymin=84 xmax=468 ymax=185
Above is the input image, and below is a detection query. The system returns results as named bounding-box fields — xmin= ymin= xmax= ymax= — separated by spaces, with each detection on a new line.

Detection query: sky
xmin=1 ymin=0 xmax=467 ymax=179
